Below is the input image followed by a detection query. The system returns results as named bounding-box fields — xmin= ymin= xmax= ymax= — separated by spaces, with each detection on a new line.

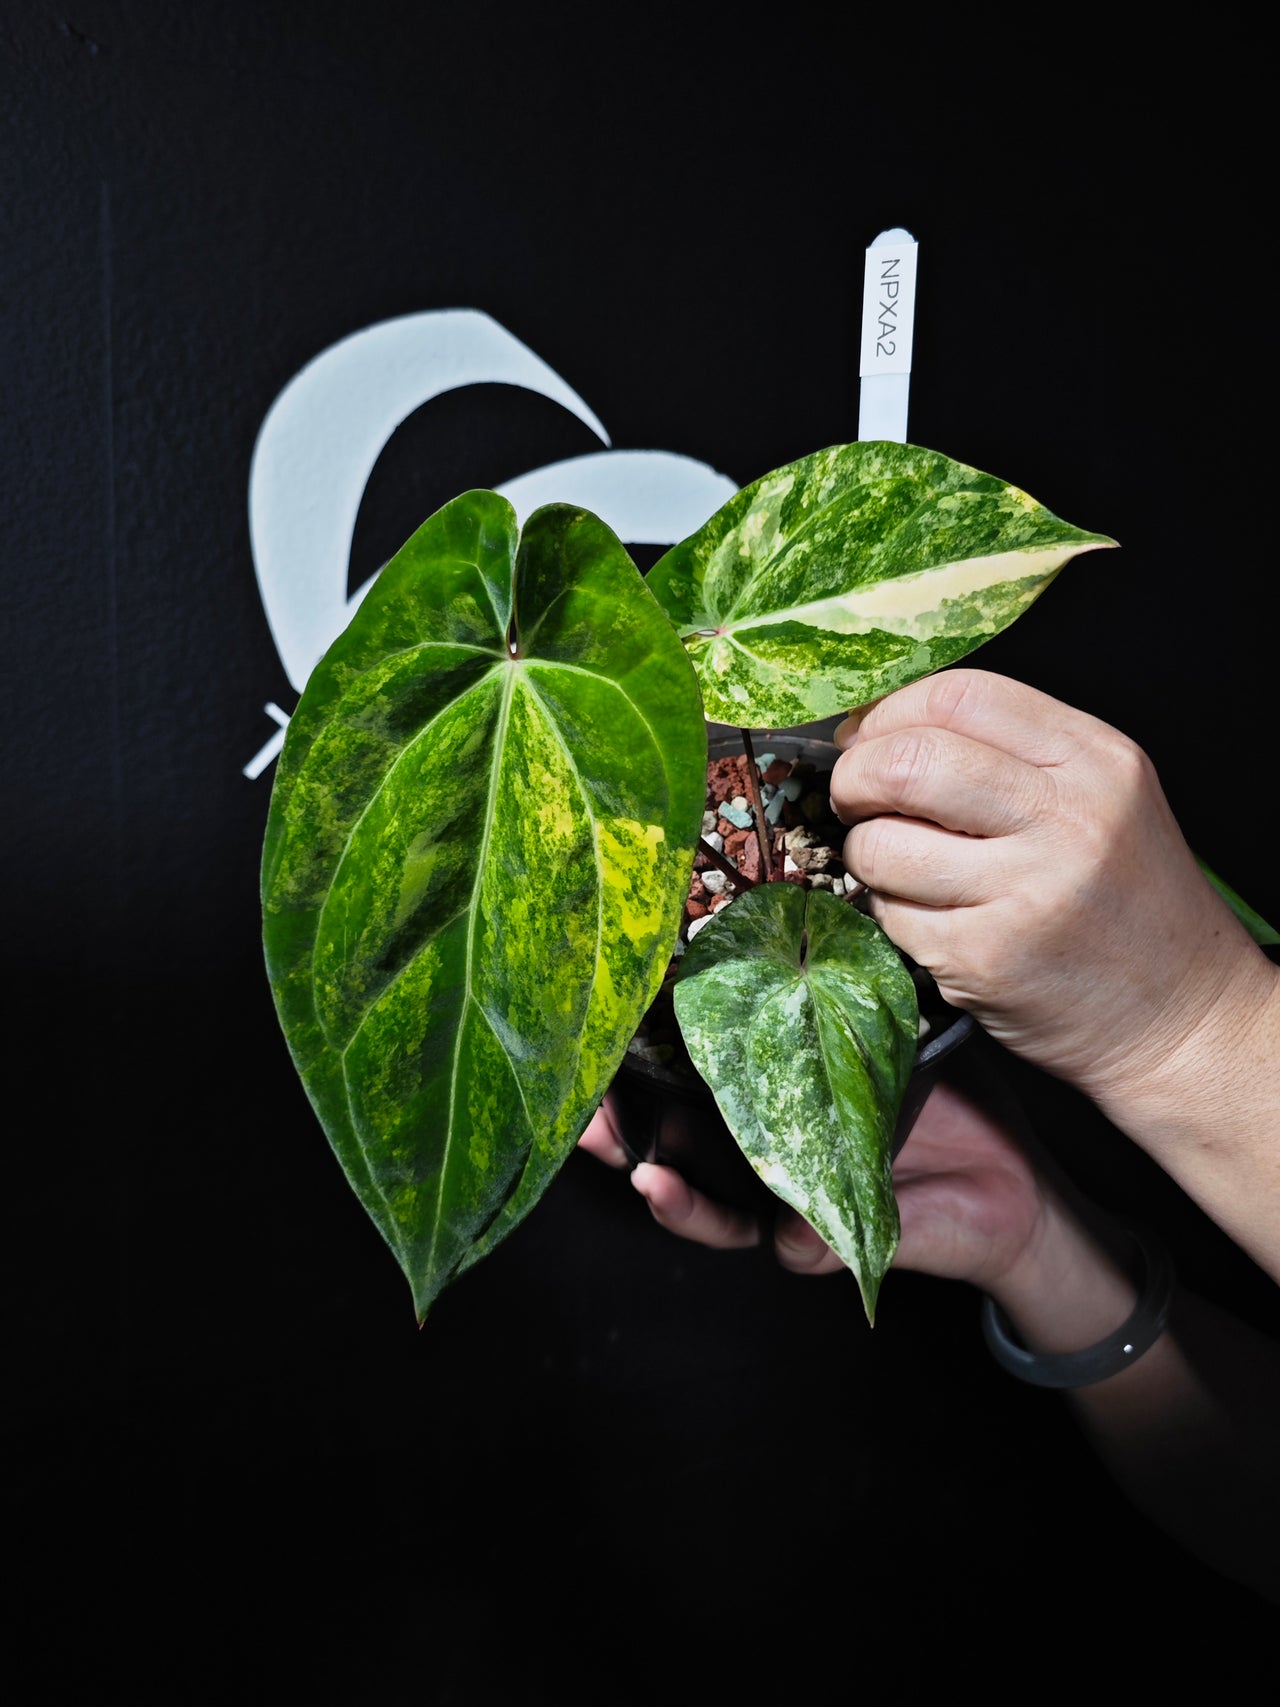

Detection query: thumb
xmin=832 ymin=695 xmax=887 ymax=749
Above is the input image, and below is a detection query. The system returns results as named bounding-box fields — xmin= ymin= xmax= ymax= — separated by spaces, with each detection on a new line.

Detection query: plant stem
xmin=698 ymin=837 xmax=757 ymax=890
xmin=738 ymin=728 xmax=774 ymax=880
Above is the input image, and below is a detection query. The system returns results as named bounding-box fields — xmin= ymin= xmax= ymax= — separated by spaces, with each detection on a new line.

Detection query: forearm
xmin=991 ymin=1197 xmax=1280 ymax=1604
xmin=1083 ymin=947 xmax=1280 ymax=1285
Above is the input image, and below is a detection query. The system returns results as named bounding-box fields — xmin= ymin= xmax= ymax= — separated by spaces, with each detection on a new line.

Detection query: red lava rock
xmin=635 ymin=742 xmax=880 ymax=1074
xmin=680 ymin=742 xmax=862 ymax=954
xmin=708 ymin=755 xmax=751 ymax=793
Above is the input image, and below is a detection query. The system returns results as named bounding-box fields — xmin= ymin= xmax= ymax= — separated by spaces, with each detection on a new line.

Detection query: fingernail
xmin=630 ymin=1162 xmax=656 ymax=1199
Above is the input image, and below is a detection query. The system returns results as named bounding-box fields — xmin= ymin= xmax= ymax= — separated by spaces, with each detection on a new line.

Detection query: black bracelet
xmin=981 ymin=1223 xmax=1176 ymax=1390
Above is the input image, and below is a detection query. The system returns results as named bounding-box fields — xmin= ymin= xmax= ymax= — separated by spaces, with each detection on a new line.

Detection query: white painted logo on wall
xmin=244 ymin=308 xmax=738 ymax=778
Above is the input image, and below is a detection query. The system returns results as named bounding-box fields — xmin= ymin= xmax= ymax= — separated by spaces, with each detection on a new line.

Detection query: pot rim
xmin=622 ymin=1000 xmax=977 ymax=1097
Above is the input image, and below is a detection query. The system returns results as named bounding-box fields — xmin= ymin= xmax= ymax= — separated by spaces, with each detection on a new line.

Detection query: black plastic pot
xmin=610 ymin=728 xmax=978 ymax=1212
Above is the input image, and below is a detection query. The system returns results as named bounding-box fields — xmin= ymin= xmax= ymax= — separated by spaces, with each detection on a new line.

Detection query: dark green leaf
xmin=262 ymin=491 xmax=707 ymax=1320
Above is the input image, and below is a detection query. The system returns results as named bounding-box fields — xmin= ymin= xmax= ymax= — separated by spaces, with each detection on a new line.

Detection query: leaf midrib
xmin=317 ymin=642 xmax=688 ymax=1282
xmin=426 ymin=659 xmax=520 ymax=1297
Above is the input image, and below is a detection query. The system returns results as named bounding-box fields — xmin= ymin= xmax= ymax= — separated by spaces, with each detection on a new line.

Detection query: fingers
xmin=632 ymin=1165 xmax=849 ymax=1275
xmin=773 ymin=1208 xmax=848 ymax=1275
xmin=578 ymin=1098 xmax=631 ymax=1169
xmin=628 ymin=1158 xmax=856 ymax=1283
xmin=842 ymin=808 xmax=1031 ymax=906
xmin=835 ymin=668 xmax=1099 ymax=768
xmin=631 ymin=1162 xmax=763 ymax=1249
xmin=833 ymin=698 xmax=884 ymax=748
xmin=831 ymin=719 xmax=1054 ymax=840
xmin=857 ymin=891 xmax=971 ymax=978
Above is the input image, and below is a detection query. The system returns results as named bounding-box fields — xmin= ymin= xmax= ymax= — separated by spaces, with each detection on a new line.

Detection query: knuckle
xmin=859 ymin=666 xmax=990 ymax=738
xmin=922 ymin=666 xmax=988 ymax=727
xmin=1088 ymin=722 xmax=1151 ymax=795
xmin=882 ymin=729 xmax=935 ymax=801
xmin=844 ymin=818 xmax=890 ymax=889
xmin=829 ymin=752 xmax=856 ymax=822
xmin=1113 ymin=731 xmax=1158 ymax=799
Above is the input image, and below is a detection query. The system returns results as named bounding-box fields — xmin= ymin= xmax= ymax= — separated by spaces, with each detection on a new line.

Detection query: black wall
xmin=5 ymin=7 xmax=1277 ymax=1700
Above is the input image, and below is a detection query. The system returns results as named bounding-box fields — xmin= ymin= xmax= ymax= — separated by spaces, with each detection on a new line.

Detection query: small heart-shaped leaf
xmin=673 ymin=884 xmax=919 ymax=1323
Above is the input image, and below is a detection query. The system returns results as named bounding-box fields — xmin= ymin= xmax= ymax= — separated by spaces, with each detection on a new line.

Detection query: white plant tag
xmin=857 ymin=228 xmax=918 ymax=443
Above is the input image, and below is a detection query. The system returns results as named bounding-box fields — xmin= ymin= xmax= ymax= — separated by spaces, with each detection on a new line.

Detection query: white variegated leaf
xmin=647 ymin=440 xmax=1116 ymax=726
xmin=672 ymin=883 xmax=918 ymax=1324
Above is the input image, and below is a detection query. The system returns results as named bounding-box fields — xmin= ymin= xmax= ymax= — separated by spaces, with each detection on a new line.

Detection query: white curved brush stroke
xmin=245 ymin=308 xmax=735 ymax=778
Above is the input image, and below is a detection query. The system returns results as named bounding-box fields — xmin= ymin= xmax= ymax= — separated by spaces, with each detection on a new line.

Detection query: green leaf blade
xmin=262 ymin=492 xmax=707 ymax=1320
xmin=673 ymin=885 xmax=919 ymax=1323
xmin=1195 ymin=856 xmax=1279 ymax=946
xmin=647 ymin=440 xmax=1116 ymax=726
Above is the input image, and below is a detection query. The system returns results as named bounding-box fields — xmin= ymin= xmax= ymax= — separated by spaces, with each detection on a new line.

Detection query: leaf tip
xmin=858 ymin=1270 xmax=884 ymax=1328
xmin=411 ymin=1274 xmax=438 ymax=1328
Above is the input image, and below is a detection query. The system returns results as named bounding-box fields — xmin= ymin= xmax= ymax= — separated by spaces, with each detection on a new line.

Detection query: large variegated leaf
xmin=673 ymin=883 xmax=919 ymax=1324
xmin=647 ymin=440 xmax=1117 ymax=726
xmin=261 ymin=491 xmax=707 ymax=1322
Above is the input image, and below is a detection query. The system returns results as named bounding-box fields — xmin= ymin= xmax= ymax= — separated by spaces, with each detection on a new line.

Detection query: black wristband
xmin=981 ymin=1224 xmax=1176 ymax=1390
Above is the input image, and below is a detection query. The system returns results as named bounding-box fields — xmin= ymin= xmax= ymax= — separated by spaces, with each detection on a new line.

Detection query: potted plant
xmin=605 ymin=723 xmax=980 ymax=1217
xmin=259 ymin=439 xmax=1269 ymax=1327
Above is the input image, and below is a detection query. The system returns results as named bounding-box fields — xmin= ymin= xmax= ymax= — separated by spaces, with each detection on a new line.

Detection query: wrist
xmin=986 ymin=1193 xmax=1142 ymax=1360
xmin=982 ymin=1221 xmax=1175 ymax=1389
xmin=1086 ymin=932 xmax=1280 ymax=1147
xmin=1085 ymin=948 xmax=1280 ymax=1276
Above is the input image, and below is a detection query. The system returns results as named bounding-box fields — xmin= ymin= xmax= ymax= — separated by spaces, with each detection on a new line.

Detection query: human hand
xmin=827 ymin=667 xmax=1266 ymax=1115
xmin=579 ymin=1062 xmax=1050 ymax=1293
xmin=581 ymin=1046 xmax=1280 ymax=1610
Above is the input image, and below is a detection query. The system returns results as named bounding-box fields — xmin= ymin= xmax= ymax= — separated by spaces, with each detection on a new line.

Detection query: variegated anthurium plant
xmin=261 ymin=439 xmax=1121 ymax=1327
